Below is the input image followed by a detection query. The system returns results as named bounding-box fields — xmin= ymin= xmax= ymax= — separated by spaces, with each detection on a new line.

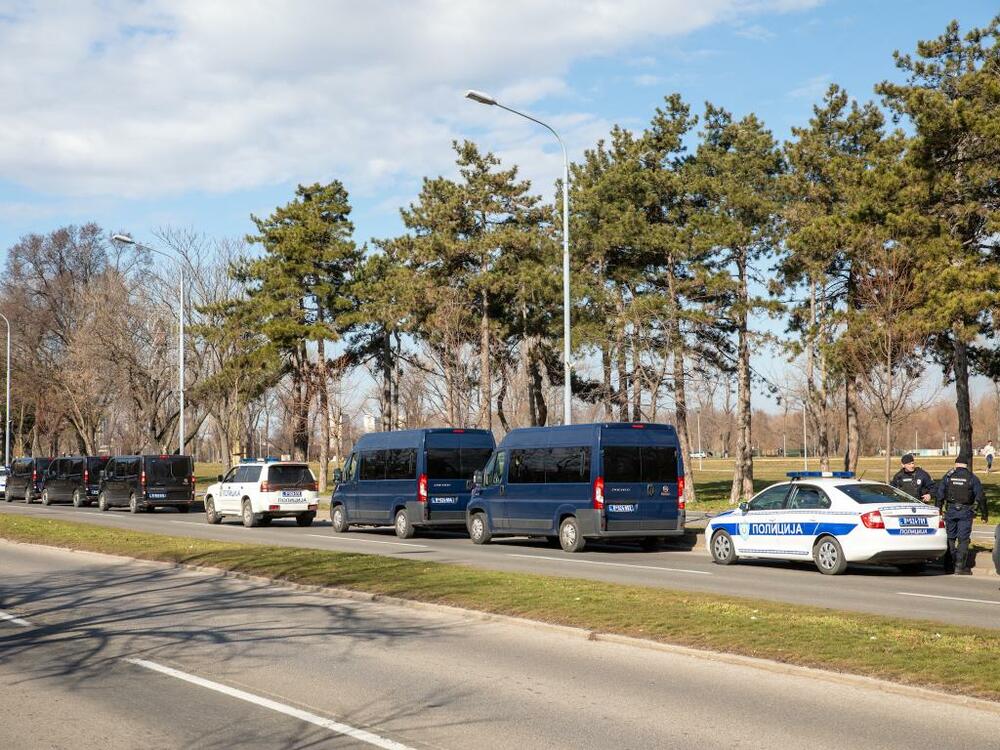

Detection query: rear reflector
xmin=268 ymin=505 xmax=279 ymax=511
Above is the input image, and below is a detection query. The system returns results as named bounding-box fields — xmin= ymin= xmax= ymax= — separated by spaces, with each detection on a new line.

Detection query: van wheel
xmin=242 ymin=500 xmax=259 ymax=528
xmin=72 ymin=490 xmax=84 ymax=508
xmin=330 ymin=504 xmax=349 ymax=533
xmin=559 ymin=516 xmax=586 ymax=553
xmin=814 ymin=536 xmax=848 ymax=575
xmin=41 ymin=490 xmax=51 ymax=506
xmin=296 ymin=513 xmax=315 ymax=527
xmin=205 ymin=497 xmax=222 ymax=525
xmin=394 ymin=509 xmax=415 ymax=539
xmin=98 ymin=493 xmax=109 ymax=512
xmin=710 ymin=530 xmax=738 ymax=565
xmin=469 ymin=512 xmax=491 ymax=545
xmin=129 ymin=493 xmax=140 ymax=514
xmin=639 ymin=536 xmax=662 ymax=552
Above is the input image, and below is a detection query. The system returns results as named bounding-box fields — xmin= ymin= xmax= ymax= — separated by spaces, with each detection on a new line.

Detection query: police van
xmin=330 ymin=428 xmax=495 ymax=538
xmin=466 ymin=422 xmax=686 ymax=552
xmin=203 ymin=458 xmax=319 ymax=527
xmin=705 ymin=471 xmax=947 ymax=574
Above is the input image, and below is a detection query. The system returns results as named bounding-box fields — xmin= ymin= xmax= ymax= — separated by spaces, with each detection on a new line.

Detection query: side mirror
xmin=473 ymin=470 xmax=484 ymax=487
xmin=217 ymin=474 xmax=224 ymax=483
xmin=738 ymin=501 xmax=749 ymax=513
xmin=332 ymin=468 xmax=343 ymax=483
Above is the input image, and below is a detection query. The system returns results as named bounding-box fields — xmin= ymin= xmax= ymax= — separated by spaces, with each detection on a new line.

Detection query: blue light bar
xmin=787 ymin=471 xmax=854 ymax=479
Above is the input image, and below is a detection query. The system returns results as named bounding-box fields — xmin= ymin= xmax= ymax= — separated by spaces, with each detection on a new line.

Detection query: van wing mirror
xmin=473 ymin=470 xmax=484 ymax=487
xmin=739 ymin=501 xmax=749 ymax=513
xmin=332 ymin=468 xmax=343 ymax=483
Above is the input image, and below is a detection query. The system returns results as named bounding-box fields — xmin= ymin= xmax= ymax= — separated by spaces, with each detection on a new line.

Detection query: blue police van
xmin=330 ymin=428 xmax=496 ymax=538
xmin=466 ymin=422 xmax=686 ymax=552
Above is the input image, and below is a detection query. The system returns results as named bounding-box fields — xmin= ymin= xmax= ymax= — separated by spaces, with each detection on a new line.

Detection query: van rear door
xmin=424 ymin=431 xmax=495 ymax=521
xmin=600 ymin=425 xmax=680 ymax=531
xmin=145 ymin=456 xmax=193 ymax=503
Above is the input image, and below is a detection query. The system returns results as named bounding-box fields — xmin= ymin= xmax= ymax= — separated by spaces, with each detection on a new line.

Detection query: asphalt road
xmin=2 ymin=542 xmax=1000 ymax=750
xmin=2 ymin=502 xmax=999 ymax=629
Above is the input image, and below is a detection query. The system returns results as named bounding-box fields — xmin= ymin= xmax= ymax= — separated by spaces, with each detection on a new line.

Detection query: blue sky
xmin=0 ymin=0 xmax=996 ymax=409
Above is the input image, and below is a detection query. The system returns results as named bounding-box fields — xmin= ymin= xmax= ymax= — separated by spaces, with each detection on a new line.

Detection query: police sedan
xmin=705 ymin=472 xmax=947 ymax=575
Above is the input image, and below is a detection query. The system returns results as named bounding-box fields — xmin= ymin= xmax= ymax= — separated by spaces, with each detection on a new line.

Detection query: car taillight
xmin=305 ymin=481 xmax=318 ymax=492
xmin=268 ymin=505 xmax=279 ymax=511
xmin=260 ymin=481 xmax=270 ymax=493
xmin=32 ymin=470 xmax=37 ymax=482
xmin=418 ymin=473 xmax=428 ymax=503
xmin=140 ymin=471 xmax=147 ymax=487
xmin=592 ymin=476 xmax=604 ymax=510
xmin=84 ymin=469 xmax=89 ymax=483
xmin=190 ymin=476 xmax=195 ymax=488
xmin=860 ymin=510 xmax=884 ymax=529
xmin=938 ymin=516 xmax=945 ymax=528
xmin=677 ymin=476 xmax=686 ymax=510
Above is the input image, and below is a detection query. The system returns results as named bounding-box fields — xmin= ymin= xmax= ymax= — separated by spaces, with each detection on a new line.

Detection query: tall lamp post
xmin=112 ymin=234 xmax=186 ymax=454
xmin=0 ymin=314 xmax=9 ymax=467
xmin=465 ymin=89 xmax=573 ymax=425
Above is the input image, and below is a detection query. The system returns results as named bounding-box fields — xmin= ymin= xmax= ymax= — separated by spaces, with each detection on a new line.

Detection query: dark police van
xmin=41 ymin=455 xmax=110 ymax=506
xmin=6 ymin=457 xmax=53 ymax=504
xmin=466 ymin=422 xmax=685 ymax=552
xmin=331 ymin=428 xmax=495 ymax=538
xmin=98 ymin=454 xmax=195 ymax=513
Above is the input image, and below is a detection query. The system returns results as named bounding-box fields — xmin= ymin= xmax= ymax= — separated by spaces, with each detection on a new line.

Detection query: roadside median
xmin=2 ymin=513 xmax=999 ymax=700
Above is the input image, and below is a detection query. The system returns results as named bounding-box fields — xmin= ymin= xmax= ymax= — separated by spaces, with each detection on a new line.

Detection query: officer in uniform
xmin=935 ymin=453 xmax=987 ymax=575
xmin=891 ymin=453 xmax=934 ymax=502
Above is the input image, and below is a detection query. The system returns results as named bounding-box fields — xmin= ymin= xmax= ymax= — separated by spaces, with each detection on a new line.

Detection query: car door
xmin=782 ymin=484 xmax=831 ymax=557
xmin=474 ymin=450 xmax=507 ymax=530
xmin=66 ymin=458 xmax=84 ymax=501
xmin=356 ymin=449 xmax=387 ymax=522
xmin=44 ymin=459 xmax=62 ymax=500
xmin=217 ymin=466 xmax=242 ymax=514
xmin=505 ymin=448 xmax=546 ymax=531
xmin=335 ymin=454 xmax=358 ymax=518
xmin=735 ymin=484 xmax=792 ymax=557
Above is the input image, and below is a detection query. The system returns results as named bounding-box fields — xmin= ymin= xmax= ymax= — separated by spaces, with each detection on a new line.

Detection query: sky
xmin=1 ymin=0 xmax=997 ymax=411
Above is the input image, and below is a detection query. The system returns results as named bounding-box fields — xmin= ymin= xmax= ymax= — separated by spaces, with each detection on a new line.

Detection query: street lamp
xmin=465 ymin=89 xmax=573 ymax=425
xmin=112 ymin=234 xmax=186 ymax=454
xmin=0 ymin=314 xmax=10 ymax=467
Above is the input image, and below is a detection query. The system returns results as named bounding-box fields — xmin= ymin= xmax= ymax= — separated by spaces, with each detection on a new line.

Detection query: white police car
xmin=705 ymin=472 xmax=947 ymax=574
xmin=203 ymin=458 xmax=319 ymax=528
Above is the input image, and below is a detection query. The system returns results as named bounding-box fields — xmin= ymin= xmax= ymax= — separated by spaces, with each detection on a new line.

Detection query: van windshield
xmin=268 ymin=464 xmax=314 ymax=488
xmin=602 ymin=445 xmax=678 ymax=483
xmin=147 ymin=456 xmax=192 ymax=483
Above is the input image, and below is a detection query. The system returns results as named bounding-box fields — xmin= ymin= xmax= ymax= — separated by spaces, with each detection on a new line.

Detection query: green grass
xmin=3 ymin=513 xmax=999 ymax=700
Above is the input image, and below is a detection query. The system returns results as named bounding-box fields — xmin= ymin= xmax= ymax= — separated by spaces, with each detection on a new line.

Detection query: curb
xmin=4 ymin=537 xmax=1000 ymax=715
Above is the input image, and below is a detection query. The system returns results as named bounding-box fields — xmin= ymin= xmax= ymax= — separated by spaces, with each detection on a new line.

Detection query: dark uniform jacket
xmin=934 ymin=467 xmax=987 ymax=520
xmin=890 ymin=467 xmax=934 ymax=501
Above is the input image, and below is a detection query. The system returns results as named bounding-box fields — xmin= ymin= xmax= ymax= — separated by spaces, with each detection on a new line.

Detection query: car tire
xmin=296 ymin=513 xmax=315 ymax=527
xmin=710 ymin=530 xmax=739 ymax=565
xmin=98 ymin=492 xmax=109 ymax=512
xmin=814 ymin=536 xmax=848 ymax=575
xmin=242 ymin=499 xmax=259 ymax=528
xmin=205 ymin=497 xmax=222 ymax=525
xmin=72 ymin=490 xmax=84 ymax=508
xmin=330 ymin=504 xmax=349 ymax=533
xmin=559 ymin=516 xmax=586 ymax=553
xmin=41 ymin=489 xmax=51 ymax=506
xmin=469 ymin=512 xmax=492 ymax=545
xmin=639 ymin=536 xmax=662 ymax=552
xmin=129 ymin=493 xmax=140 ymax=514
xmin=394 ymin=509 xmax=415 ymax=539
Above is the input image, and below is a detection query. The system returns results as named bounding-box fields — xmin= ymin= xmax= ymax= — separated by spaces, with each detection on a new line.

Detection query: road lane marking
xmin=507 ymin=553 xmax=712 ymax=575
xmin=125 ymin=658 xmax=414 ymax=749
xmin=0 ymin=610 xmax=32 ymax=627
xmin=305 ymin=534 xmax=427 ymax=549
xmin=897 ymin=592 xmax=1000 ymax=606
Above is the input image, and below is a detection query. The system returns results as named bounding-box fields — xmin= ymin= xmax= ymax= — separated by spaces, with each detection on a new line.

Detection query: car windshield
xmin=839 ymin=482 xmax=917 ymax=505
xmin=147 ymin=456 xmax=192 ymax=482
xmin=268 ymin=464 xmax=314 ymax=487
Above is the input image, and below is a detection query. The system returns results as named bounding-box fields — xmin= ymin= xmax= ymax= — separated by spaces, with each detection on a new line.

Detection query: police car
xmin=705 ymin=472 xmax=947 ymax=574
xmin=203 ymin=458 xmax=319 ymax=528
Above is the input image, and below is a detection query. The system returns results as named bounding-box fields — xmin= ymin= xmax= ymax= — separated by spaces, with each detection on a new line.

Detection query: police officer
xmin=935 ymin=453 xmax=988 ymax=575
xmin=891 ymin=453 xmax=934 ymax=502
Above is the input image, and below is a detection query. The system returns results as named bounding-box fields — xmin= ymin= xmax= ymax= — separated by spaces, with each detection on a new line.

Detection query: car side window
xmin=787 ymin=486 xmax=830 ymax=511
xmin=243 ymin=466 xmax=262 ymax=483
xmin=747 ymin=485 xmax=790 ymax=512
xmin=222 ymin=467 xmax=237 ymax=483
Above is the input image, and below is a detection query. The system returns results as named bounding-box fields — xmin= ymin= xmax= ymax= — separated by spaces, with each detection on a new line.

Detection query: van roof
xmin=500 ymin=422 xmax=678 ymax=449
xmin=353 ymin=428 xmax=493 ymax=451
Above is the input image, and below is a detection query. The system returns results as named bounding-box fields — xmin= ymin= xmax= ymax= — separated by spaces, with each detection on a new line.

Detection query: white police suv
xmin=705 ymin=472 xmax=947 ymax=574
xmin=203 ymin=458 xmax=319 ymax=528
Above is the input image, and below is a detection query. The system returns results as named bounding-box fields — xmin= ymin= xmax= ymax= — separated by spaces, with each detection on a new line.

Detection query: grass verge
xmin=3 ymin=513 xmax=999 ymax=700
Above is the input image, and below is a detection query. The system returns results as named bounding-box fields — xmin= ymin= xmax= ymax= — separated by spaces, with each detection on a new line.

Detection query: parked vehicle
xmin=97 ymin=455 xmax=195 ymax=513
xmin=41 ymin=456 xmax=110 ymax=506
xmin=202 ymin=458 xmax=319 ymax=527
xmin=0 ymin=466 xmax=7 ymax=499
xmin=6 ymin=457 xmax=53 ymax=503
xmin=466 ymin=422 xmax=686 ymax=552
xmin=330 ymin=428 xmax=496 ymax=538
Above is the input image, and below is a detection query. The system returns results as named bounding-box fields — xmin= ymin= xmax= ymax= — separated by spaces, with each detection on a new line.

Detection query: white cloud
xmin=735 ymin=23 xmax=776 ymax=41
xmin=787 ymin=73 xmax=833 ymax=100
xmin=0 ymin=1 xmax=823 ymax=200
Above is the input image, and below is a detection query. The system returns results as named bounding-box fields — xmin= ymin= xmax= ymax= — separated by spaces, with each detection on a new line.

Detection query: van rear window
xmin=426 ymin=447 xmax=493 ymax=480
xmin=147 ymin=457 xmax=192 ymax=482
xmin=603 ymin=446 xmax=678 ymax=483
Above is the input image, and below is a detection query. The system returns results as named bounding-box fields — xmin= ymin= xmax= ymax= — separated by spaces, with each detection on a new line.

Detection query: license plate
xmin=608 ymin=504 xmax=637 ymax=513
xmin=280 ymin=490 xmax=302 ymax=498
xmin=147 ymin=493 xmax=166 ymax=499
xmin=432 ymin=496 xmax=458 ymax=504
xmin=899 ymin=516 xmax=928 ymax=527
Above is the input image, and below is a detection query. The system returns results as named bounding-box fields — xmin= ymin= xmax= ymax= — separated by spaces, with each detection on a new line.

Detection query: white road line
xmin=0 ymin=610 xmax=32 ymax=627
xmin=897 ymin=592 xmax=1000 ymax=606
xmin=507 ymin=553 xmax=712 ymax=576
xmin=125 ymin=658 xmax=414 ymax=750
xmin=305 ymin=534 xmax=427 ymax=549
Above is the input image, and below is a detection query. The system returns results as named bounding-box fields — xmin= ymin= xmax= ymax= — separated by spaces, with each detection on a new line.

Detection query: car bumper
xmin=843 ymin=529 xmax=947 ymax=562
xmin=406 ymin=501 xmax=467 ymax=528
xmin=576 ymin=509 xmax=685 ymax=538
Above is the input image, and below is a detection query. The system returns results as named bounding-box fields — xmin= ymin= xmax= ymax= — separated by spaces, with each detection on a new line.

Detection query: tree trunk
xmin=953 ymin=325 xmax=973 ymax=461
xmin=631 ymin=330 xmax=642 ymax=422
xmin=602 ymin=340 xmax=613 ymax=419
xmin=479 ymin=294 xmax=492 ymax=431
xmin=496 ymin=368 xmax=509 ymax=433
xmin=844 ymin=375 xmax=860 ymax=474
xmin=316 ymin=329 xmax=331 ymax=493
xmin=381 ymin=330 xmax=392 ymax=432
xmin=666 ymin=261 xmax=695 ymax=504
xmin=884 ymin=417 xmax=892 ymax=483
xmin=291 ymin=345 xmax=310 ymax=461
xmin=616 ymin=341 xmax=629 ymax=422
xmin=729 ymin=255 xmax=754 ymax=504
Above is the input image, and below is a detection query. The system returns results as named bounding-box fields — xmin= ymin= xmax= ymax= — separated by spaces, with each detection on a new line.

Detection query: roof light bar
xmin=786 ymin=471 xmax=854 ymax=479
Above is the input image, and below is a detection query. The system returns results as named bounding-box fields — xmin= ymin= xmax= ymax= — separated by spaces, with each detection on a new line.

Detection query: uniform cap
xmin=901 ymin=453 xmax=915 ymax=465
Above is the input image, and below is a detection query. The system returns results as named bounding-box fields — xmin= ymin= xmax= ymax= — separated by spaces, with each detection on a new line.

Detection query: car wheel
xmin=98 ymin=492 xmax=109 ymax=512
xmin=469 ymin=512 xmax=491 ymax=545
xmin=129 ymin=493 xmax=140 ymax=514
xmin=394 ymin=509 xmax=415 ymax=539
xmin=242 ymin=500 xmax=259 ymax=528
xmin=72 ymin=490 xmax=84 ymax=508
xmin=296 ymin=513 xmax=315 ymax=527
xmin=639 ymin=536 xmax=662 ymax=552
xmin=41 ymin=489 xmax=51 ymax=506
xmin=205 ymin=497 xmax=222 ymax=525
xmin=559 ymin=516 xmax=586 ymax=553
xmin=814 ymin=536 xmax=848 ymax=575
xmin=330 ymin=504 xmax=349 ymax=533
xmin=710 ymin=530 xmax=739 ymax=565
